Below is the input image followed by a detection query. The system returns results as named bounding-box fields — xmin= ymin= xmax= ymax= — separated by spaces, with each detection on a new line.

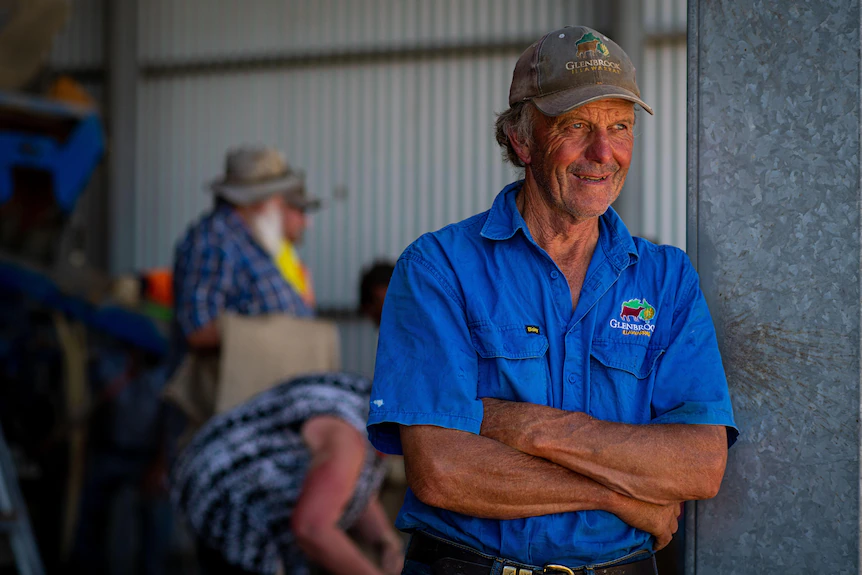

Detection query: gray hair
xmin=494 ymin=101 xmax=537 ymax=168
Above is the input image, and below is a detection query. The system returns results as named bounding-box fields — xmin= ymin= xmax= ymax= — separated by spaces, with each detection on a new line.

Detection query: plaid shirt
xmin=170 ymin=204 xmax=314 ymax=370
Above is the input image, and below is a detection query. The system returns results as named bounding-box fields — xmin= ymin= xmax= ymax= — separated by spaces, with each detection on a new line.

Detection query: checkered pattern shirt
xmin=170 ymin=204 xmax=314 ymax=369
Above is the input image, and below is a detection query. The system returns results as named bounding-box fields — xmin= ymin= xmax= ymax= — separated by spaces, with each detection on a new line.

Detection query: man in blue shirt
xmin=367 ymin=26 xmax=737 ymax=575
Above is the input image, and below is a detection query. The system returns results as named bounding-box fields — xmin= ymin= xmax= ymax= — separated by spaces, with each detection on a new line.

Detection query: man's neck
xmin=518 ymin=184 xmax=600 ymax=268
xmin=517 ymin=181 xmax=601 ymax=310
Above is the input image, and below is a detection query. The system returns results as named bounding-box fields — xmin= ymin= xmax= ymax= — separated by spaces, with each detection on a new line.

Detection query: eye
xmin=612 ymin=123 xmax=629 ymax=131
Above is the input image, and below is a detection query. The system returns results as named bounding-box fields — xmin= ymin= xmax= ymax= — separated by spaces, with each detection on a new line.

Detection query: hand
xmin=378 ymin=532 xmax=404 ymax=575
xmin=611 ymin=495 xmax=680 ymax=551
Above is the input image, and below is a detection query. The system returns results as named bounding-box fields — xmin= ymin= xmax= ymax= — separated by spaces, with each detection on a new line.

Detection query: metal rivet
xmin=558 ymin=33 xmax=565 ymax=38
xmin=503 ymin=567 xmax=517 ymax=575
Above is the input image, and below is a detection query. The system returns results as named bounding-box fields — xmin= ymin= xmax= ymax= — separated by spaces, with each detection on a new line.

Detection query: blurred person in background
xmin=172 ymin=145 xmax=320 ymax=361
xmin=359 ymin=261 xmax=395 ymax=328
xmin=149 ymin=147 xmax=323 ymax=531
xmin=171 ymin=266 xmax=403 ymax=575
xmin=171 ymin=372 xmax=403 ymax=575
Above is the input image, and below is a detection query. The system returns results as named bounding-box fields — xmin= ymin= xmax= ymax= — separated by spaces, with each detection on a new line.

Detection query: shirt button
xmin=550 ymin=270 xmax=560 ymax=279
xmin=567 ymin=373 xmax=577 ymax=383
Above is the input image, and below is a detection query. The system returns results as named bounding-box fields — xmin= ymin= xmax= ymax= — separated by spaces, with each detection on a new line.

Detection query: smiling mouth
xmin=573 ymin=174 xmax=610 ymax=182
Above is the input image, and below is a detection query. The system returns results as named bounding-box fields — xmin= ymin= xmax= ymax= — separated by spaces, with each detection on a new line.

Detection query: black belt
xmin=406 ymin=531 xmax=656 ymax=575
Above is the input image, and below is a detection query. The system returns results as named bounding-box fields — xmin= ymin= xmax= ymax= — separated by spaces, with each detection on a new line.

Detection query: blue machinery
xmin=0 ymin=90 xmax=168 ymax=355
xmin=0 ymin=91 xmax=104 ymax=213
xmin=0 ymin=91 xmax=163 ymax=574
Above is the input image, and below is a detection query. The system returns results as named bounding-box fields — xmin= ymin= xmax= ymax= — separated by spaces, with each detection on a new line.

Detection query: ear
xmin=508 ymin=128 xmax=532 ymax=165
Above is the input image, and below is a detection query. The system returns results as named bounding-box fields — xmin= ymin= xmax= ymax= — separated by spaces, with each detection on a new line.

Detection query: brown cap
xmin=509 ymin=26 xmax=653 ymax=116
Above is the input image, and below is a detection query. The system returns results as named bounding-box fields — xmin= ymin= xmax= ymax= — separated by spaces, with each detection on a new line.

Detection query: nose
xmin=583 ymin=129 xmax=613 ymax=164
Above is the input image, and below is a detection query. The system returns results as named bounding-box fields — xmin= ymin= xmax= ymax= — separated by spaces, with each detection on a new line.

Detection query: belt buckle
xmin=543 ymin=565 xmax=576 ymax=575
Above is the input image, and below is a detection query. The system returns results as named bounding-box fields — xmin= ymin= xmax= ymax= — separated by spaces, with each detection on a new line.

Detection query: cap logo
xmin=565 ymin=32 xmax=622 ymax=76
xmin=575 ymin=32 xmax=610 ymax=58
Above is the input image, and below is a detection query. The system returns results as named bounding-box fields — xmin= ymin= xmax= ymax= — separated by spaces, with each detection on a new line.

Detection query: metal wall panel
xmin=639 ymin=39 xmax=687 ymax=247
xmin=134 ymin=1 xmax=601 ymax=309
xmin=689 ymin=0 xmax=860 ymax=570
xmin=131 ymin=1 xmax=619 ymax=372
xmin=635 ymin=0 xmax=687 ymax=248
xmin=50 ymin=0 xmax=105 ymax=68
xmin=643 ymin=0 xmax=687 ymax=32
xmin=139 ymin=0 xmax=578 ymax=62
xmin=135 ymin=53 xmax=520 ymax=308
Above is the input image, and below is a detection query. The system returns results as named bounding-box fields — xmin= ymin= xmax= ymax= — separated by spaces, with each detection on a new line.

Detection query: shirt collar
xmin=480 ymin=180 xmax=639 ymax=270
xmin=480 ymin=180 xmax=530 ymax=241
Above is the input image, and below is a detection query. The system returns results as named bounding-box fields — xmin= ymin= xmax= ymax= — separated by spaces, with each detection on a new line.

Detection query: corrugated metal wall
xmin=50 ymin=0 xmax=104 ymax=69
xmin=638 ymin=0 xmax=687 ymax=248
xmin=48 ymin=0 xmax=689 ymax=377
xmin=133 ymin=0 xmax=601 ymax=313
xmin=138 ymin=0 xmax=593 ymax=59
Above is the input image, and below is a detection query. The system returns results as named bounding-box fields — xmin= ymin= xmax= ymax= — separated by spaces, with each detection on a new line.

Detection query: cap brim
xmin=532 ymin=84 xmax=654 ymax=116
xmin=208 ymin=174 xmax=306 ymax=206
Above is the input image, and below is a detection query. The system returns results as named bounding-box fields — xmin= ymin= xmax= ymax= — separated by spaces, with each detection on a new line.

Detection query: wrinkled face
xmin=527 ymin=99 xmax=635 ymax=220
xmin=281 ymin=203 xmax=308 ymax=244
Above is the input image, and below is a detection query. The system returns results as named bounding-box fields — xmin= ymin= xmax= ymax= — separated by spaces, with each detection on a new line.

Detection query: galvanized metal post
xmin=688 ymin=0 xmax=860 ymax=571
xmin=107 ymin=0 xmax=138 ymax=273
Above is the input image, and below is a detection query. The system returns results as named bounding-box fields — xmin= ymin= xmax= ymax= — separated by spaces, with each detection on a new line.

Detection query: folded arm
xmin=400 ymin=424 xmax=680 ymax=549
xmin=480 ymin=399 xmax=728 ymax=505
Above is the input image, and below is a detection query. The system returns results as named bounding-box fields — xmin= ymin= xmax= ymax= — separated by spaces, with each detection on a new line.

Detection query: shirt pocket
xmin=589 ymin=340 xmax=664 ymax=424
xmin=470 ymin=322 xmax=550 ymax=404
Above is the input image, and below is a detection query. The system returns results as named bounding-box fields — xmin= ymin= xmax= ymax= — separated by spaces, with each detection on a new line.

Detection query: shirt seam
xmin=369 ymin=410 xmax=482 ymax=422
xmin=400 ymin=252 xmax=466 ymax=315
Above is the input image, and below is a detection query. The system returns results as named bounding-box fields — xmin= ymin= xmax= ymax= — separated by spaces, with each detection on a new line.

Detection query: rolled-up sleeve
xmin=173 ymin=236 xmax=234 ymax=338
xmin=650 ymin=263 xmax=739 ymax=446
xmin=367 ymin=248 xmax=482 ymax=455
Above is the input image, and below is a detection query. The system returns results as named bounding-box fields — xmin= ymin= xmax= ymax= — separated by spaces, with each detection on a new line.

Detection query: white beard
xmin=250 ymin=204 xmax=283 ymax=256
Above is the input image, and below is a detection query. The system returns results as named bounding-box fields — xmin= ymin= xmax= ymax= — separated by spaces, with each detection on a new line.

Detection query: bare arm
xmin=351 ymin=498 xmax=404 ymax=575
xmin=401 ymin=425 xmax=680 ymax=549
xmin=292 ymin=416 xmax=385 ymax=575
xmin=480 ymin=399 xmax=728 ymax=505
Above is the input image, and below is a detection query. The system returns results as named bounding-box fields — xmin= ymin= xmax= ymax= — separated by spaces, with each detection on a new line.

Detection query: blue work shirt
xmin=367 ymin=181 xmax=738 ymax=567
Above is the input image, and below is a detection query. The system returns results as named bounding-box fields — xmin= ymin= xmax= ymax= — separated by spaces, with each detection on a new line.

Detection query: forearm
xmin=352 ymin=498 xmax=399 ymax=547
xmin=481 ymin=401 xmax=727 ymax=504
xmin=401 ymin=425 xmax=632 ymax=520
xmin=296 ymin=524 xmax=384 ymax=575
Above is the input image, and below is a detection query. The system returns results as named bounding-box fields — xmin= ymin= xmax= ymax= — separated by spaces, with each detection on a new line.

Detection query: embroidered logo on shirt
xmin=372 ymin=399 xmax=384 ymax=408
xmin=610 ymin=298 xmax=656 ymax=337
xmin=525 ymin=325 xmax=540 ymax=335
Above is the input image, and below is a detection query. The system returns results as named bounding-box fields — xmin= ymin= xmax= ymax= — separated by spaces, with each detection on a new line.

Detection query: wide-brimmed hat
xmin=208 ymin=146 xmax=322 ymax=210
xmin=509 ymin=25 xmax=653 ymax=116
